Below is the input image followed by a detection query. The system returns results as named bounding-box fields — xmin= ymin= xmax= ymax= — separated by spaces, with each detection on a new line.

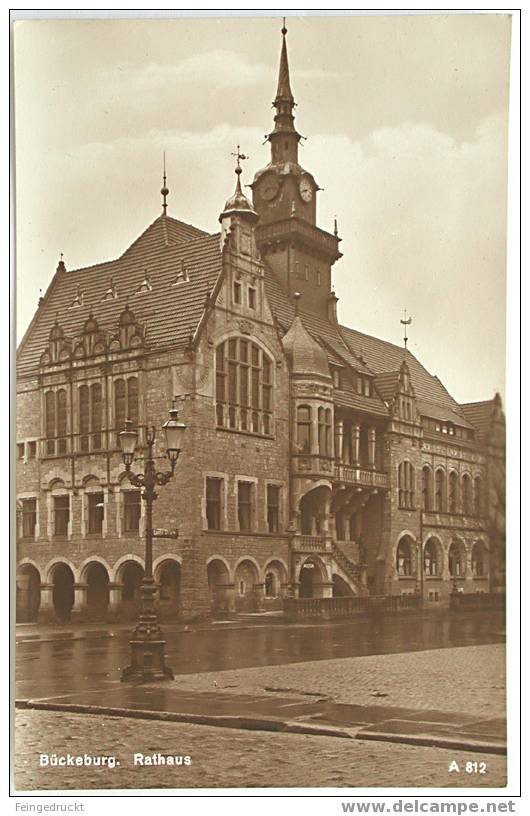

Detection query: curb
xmin=15 ymin=699 xmax=505 ymax=754
xmin=15 ymin=699 xmax=352 ymax=740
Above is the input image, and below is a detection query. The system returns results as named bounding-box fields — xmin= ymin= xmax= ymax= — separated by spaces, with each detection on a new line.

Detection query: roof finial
xmin=57 ymin=253 xmax=66 ymax=274
xmin=282 ymin=16 xmax=287 ymax=36
xmin=293 ymin=291 xmax=301 ymax=315
xmin=400 ymin=308 xmax=412 ymax=349
xmin=231 ymin=145 xmax=249 ymax=193
xmin=333 ymin=216 xmax=338 ymax=237
xmin=161 ymin=151 xmax=169 ymax=216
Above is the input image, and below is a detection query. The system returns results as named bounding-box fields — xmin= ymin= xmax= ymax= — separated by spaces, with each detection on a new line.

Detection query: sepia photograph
xmin=12 ymin=10 xmax=514 ymax=797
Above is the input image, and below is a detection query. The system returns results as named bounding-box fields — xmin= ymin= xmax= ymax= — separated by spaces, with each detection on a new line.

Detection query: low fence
xmin=283 ymin=593 xmax=422 ymax=621
xmin=449 ymin=592 xmax=505 ymax=611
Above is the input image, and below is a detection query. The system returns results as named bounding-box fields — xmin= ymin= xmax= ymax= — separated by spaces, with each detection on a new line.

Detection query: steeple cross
xmin=400 ymin=308 xmax=413 ymax=349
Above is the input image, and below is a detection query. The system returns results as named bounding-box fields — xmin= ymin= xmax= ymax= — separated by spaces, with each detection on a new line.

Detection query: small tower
xmin=219 ymin=147 xmax=258 ymax=250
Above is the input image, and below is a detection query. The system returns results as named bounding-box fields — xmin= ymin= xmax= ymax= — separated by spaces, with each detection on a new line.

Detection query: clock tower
xmin=251 ymin=22 xmax=342 ymax=318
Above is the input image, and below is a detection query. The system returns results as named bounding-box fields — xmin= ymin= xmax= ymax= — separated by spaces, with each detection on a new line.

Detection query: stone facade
xmin=15 ymin=27 xmax=505 ymax=623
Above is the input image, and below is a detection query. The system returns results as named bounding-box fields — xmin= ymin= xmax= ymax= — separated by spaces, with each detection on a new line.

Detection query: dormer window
xmin=331 ymin=368 xmax=342 ymax=389
xmin=70 ymin=286 xmax=84 ymax=308
xmin=363 ymin=379 xmax=371 ymax=398
xmin=134 ymin=271 xmax=152 ymax=294
xmin=172 ymin=260 xmax=190 ymax=286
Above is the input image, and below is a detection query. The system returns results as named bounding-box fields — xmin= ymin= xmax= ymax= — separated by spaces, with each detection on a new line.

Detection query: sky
xmin=13 ymin=12 xmax=511 ymax=404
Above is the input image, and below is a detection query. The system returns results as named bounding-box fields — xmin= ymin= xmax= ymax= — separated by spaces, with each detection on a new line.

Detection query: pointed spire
xmin=161 ymin=151 xmax=169 ymax=216
xmin=275 ymin=18 xmax=294 ymax=104
xmin=219 ymin=147 xmax=257 ymax=222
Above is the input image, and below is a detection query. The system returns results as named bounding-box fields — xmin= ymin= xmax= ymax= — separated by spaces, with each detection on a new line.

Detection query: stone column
xmin=334 ymin=419 xmax=344 ymax=462
xmin=351 ymin=424 xmax=360 ymax=466
xmin=368 ymin=427 xmax=376 ymax=469
xmin=107 ymin=582 xmax=124 ymax=621
xmin=253 ymin=582 xmax=265 ymax=612
xmin=71 ymin=583 xmax=88 ymax=622
xmin=38 ymin=583 xmax=55 ymax=623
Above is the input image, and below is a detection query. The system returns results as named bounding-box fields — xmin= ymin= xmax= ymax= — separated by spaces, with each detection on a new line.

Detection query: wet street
xmin=16 ymin=609 xmax=505 ymax=699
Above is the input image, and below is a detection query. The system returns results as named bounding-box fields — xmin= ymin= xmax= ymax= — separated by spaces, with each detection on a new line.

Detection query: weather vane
xmin=161 ymin=151 xmax=169 ymax=215
xmin=231 ymin=145 xmax=249 ymax=173
xmin=400 ymin=309 xmax=413 ymax=349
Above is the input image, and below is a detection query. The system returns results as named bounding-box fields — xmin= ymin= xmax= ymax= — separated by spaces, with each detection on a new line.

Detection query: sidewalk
xmin=16 ymin=643 xmax=506 ymax=756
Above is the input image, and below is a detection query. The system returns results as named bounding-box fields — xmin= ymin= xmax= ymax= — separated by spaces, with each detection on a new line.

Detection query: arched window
xmin=424 ymin=538 xmax=440 ymax=576
xmin=44 ymin=389 xmax=68 ymax=455
xmin=396 ymin=537 xmax=414 ymax=576
xmin=215 ymin=338 xmax=273 ymax=435
xmin=79 ymin=385 xmax=89 ymax=451
xmin=79 ymin=383 xmax=103 ymax=452
xmin=398 ymin=462 xmax=415 ymax=509
xmin=114 ymin=376 xmax=139 ymax=445
xmin=474 ymin=476 xmax=482 ymax=516
xmin=448 ymin=540 xmax=464 ymax=577
xmin=448 ymin=471 xmax=458 ymax=514
xmin=422 ymin=466 xmax=432 ymax=510
xmin=435 ymin=469 xmax=445 ymax=512
xmin=471 ymin=542 xmax=487 ymax=577
xmin=461 ymin=473 xmax=471 ymax=515
xmin=265 ymin=571 xmax=276 ymax=597
xmin=297 ymin=406 xmax=312 ymax=454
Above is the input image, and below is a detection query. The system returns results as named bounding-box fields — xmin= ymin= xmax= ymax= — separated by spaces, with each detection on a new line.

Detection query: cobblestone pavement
xmin=15 ymin=710 xmax=507 ymax=791
xmin=169 ymin=644 xmax=505 ymax=719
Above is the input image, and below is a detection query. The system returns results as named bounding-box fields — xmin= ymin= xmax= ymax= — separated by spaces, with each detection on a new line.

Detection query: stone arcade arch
xmin=299 ymin=485 xmax=331 ymax=536
xmin=155 ymin=559 xmax=182 ymax=621
xmin=83 ymin=561 xmax=110 ymax=621
xmin=51 ymin=562 xmax=75 ymax=622
xmin=207 ymin=557 xmax=232 ymax=617
xmin=234 ymin=558 xmax=260 ymax=612
xmin=263 ymin=559 xmax=288 ymax=609
xmin=117 ymin=560 xmax=144 ymax=620
xmin=298 ymin=556 xmax=328 ymax=599
xmin=16 ymin=563 xmax=41 ymax=622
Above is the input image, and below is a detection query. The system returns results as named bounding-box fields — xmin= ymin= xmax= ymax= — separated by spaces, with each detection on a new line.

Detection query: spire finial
xmin=400 ymin=309 xmax=412 ymax=349
xmin=334 ymin=216 xmax=339 ymax=237
xmin=282 ymin=16 xmax=287 ymax=36
xmin=161 ymin=151 xmax=169 ymax=216
xmin=231 ymin=145 xmax=249 ymax=193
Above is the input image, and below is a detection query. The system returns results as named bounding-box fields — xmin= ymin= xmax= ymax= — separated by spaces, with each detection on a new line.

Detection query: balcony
xmin=334 ymin=463 xmax=389 ymax=490
xmin=292 ymin=454 xmax=334 ymax=478
xmin=255 ymin=217 xmax=341 ymax=261
xmin=422 ymin=511 xmax=486 ymax=532
xmin=291 ymin=535 xmax=328 ymax=553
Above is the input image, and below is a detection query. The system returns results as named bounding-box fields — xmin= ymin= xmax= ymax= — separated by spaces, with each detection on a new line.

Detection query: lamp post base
xmin=121 ymin=638 xmax=174 ymax=682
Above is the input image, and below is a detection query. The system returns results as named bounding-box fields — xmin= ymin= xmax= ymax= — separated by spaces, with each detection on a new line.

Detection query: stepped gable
xmin=16 ymin=215 xmax=221 ymax=377
xmin=340 ymin=325 xmax=474 ymax=429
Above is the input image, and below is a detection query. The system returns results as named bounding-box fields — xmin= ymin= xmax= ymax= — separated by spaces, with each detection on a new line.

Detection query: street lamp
xmin=118 ymin=404 xmax=186 ymax=682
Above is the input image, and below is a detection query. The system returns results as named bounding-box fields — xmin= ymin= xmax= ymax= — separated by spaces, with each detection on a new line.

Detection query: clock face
xmin=260 ymin=175 xmax=280 ymax=201
xmin=299 ymin=177 xmax=313 ymax=202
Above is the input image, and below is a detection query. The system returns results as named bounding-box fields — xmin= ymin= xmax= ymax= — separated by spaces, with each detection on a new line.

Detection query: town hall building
xmin=15 ymin=25 xmax=505 ymax=623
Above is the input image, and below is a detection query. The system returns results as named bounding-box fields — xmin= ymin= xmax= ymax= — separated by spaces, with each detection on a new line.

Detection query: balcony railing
xmin=255 ymin=217 xmax=341 ymax=260
xmin=422 ymin=510 xmax=486 ymax=531
xmin=284 ymin=594 xmax=422 ymax=621
xmin=291 ymin=535 xmax=328 ymax=552
xmin=334 ymin=463 xmax=389 ymax=489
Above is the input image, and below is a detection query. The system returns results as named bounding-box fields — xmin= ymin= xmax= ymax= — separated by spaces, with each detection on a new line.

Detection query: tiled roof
xmin=417 ymin=399 xmax=475 ymax=429
xmin=334 ymin=389 xmax=389 ymax=417
xmin=460 ymin=400 xmax=496 ymax=443
xmin=281 ymin=315 xmax=331 ymax=380
xmin=340 ymin=325 xmax=473 ymax=427
xmin=373 ymin=371 xmax=400 ymax=402
xmin=17 ymin=216 xmax=221 ymax=377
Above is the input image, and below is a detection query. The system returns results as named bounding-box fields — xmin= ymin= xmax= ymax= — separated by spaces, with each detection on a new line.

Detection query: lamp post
xmin=118 ymin=405 xmax=186 ymax=682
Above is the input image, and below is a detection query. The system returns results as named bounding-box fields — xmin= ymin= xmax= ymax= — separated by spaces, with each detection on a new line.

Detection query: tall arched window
xmin=398 ymin=462 xmax=415 ymax=509
xmin=114 ymin=376 xmax=139 ymax=445
xmin=434 ymin=469 xmax=445 ymax=512
xmin=79 ymin=383 xmax=103 ymax=452
xmin=461 ymin=473 xmax=471 ymax=515
xmin=449 ymin=540 xmax=465 ymax=577
xmin=215 ymin=338 xmax=273 ymax=436
xmin=396 ymin=537 xmax=414 ymax=576
xmin=422 ymin=466 xmax=432 ymax=510
xmin=424 ymin=538 xmax=441 ymax=576
xmin=471 ymin=541 xmax=487 ymax=577
xmin=79 ymin=385 xmax=90 ymax=451
xmin=448 ymin=471 xmax=458 ymax=514
xmin=44 ymin=389 xmax=68 ymax=455
xmin=474 ymin=476 xmax=482 ymax=516
xmin=297 ymin=406 xmax=312 ymax=454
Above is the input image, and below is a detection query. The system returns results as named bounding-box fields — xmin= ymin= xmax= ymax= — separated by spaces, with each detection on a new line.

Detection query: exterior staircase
xmin=331 ymin=542 xmax=369 ymax=596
